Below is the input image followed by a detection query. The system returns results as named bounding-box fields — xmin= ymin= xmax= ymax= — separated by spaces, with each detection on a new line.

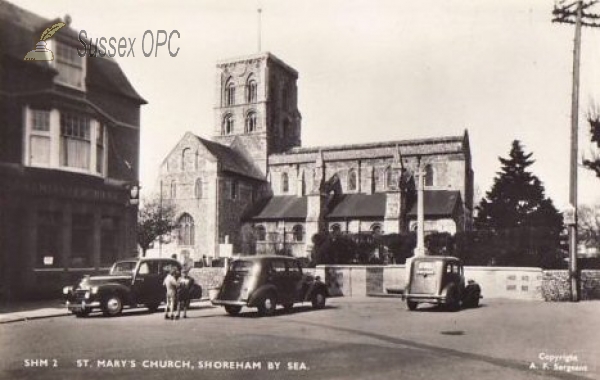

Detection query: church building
xmin=156 ymin=52 xmax=474 ymax=262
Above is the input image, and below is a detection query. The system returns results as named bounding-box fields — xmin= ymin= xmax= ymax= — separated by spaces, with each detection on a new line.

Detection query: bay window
xmin=24 ymin=106 xmax=107 ymax=176
xmin=29 ymin=110 xmax=51 ymax=166
xmin=60 ymin=113 xmax=91 ymax=170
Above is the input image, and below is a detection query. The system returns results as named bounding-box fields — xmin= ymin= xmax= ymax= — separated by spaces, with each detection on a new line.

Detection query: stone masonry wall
xmin=189 ymin=268 xmax=225 ymax=294
xmin=542 ymin=270 xmax=600 ymax=301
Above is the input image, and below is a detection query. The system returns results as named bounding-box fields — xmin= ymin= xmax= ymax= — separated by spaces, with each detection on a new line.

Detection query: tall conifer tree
xmin=475 ymin=140 xmax=563 ymax=233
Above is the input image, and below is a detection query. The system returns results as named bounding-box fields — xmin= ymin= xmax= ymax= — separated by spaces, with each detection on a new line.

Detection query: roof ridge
xmin=283 ymin=134 xmax=464 ymax=155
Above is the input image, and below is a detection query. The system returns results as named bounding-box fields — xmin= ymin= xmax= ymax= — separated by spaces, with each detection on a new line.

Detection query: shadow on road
xmin=209 ymin=304 xmax=337 ymax=319
xmin=409 ymin=303 xmax=487 ymax=313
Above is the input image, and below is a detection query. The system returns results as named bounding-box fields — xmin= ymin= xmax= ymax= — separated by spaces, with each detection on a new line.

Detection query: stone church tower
xmin=213 ymin=52 xmax=302 ymax=176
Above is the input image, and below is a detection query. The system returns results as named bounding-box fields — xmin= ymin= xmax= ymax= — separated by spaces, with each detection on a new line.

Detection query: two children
xmin=163 ymin=267 xmax=196 ymax=320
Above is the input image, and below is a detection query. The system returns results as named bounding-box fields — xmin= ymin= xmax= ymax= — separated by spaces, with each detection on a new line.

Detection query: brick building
xmin=0 ymin=2 xmax=145 ymax=300
xmin=156 ymin=52 xmax=473 ymax=262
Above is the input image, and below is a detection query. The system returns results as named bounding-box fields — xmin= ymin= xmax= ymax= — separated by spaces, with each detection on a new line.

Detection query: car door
xmin=286 ymin=260 xmax=304 ymax=302
xmin=268 ymin=259 xmax=290 ymax=304
xmin=133 ymin=261 xmax=161 ymax=304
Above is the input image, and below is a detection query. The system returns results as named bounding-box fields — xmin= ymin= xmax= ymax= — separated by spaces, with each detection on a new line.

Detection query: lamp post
xmin=414 ymin=157 xmax=426 ymax=257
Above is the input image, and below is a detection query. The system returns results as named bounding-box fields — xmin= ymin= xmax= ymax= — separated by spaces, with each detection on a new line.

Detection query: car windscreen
xmin=110 ymin=261 xmax=137 ymax=275
xmin=229 ymin=260 xmax=255 ymax=274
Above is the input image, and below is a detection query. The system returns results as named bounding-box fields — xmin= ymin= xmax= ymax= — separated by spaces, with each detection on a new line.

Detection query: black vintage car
xmin=62 ymin=258 xmax=202 ymax=317
xmin=212 ymin=256 xmax=329 ymax=317
xmin=403 ymin=256 xmax=481 ymax=311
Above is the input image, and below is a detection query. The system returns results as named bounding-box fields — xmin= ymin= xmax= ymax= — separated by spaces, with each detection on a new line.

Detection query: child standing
xmin=163 ymin=267 xmax=179 ymax=320
xmin=176 ymin=271 xmax=195 ymax=319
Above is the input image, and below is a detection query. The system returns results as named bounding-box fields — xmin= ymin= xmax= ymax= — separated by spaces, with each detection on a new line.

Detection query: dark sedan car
xmin=63 ymin=258 xmax=202 ymax=317
xmin=212 ymin=256 xmax=329 ymax=317
xmin=403 ymin=256 xmax=481 ymax=311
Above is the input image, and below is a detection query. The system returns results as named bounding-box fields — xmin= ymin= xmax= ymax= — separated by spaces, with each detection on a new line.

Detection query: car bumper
xmin=403 ymin=294 xmax=447 ymax=303
xmin=66 ymin=300 xmax=101 ymax=311
xmin=211 ymin=299 xmax=247 ymax=307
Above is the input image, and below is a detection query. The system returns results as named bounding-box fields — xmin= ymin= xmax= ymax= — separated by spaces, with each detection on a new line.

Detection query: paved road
xmin=1 ymin=297 xmax=599 ymax=380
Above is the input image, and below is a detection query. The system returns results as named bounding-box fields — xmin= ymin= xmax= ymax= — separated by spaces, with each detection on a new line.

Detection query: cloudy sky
xmin=19 ymin=0 xmax=600 ymax=209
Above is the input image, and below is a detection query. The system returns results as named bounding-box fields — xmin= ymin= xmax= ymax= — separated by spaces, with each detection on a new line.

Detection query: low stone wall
xmin=189 ymin=268 xmax=226 ymax=295
xmin=543 ymin=270 xmax=600 ymax=301
xmin=464 ymin=267 xmax=543 ymax=301
xmin=189 ymin=265 xmax=600 ymax=302
xmin=316 ymin=265 xmax=547 ymax=301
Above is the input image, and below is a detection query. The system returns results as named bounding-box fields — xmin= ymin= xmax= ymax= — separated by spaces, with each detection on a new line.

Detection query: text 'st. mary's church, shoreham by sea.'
xmin=155 ymin=52 xmax=474 ymax=262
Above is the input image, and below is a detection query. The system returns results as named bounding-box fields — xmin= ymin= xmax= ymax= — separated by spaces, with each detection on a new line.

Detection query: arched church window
xmin=370 ymin=223 xmax=382 ymax=235
xmin=384 ymin=166 xmax=393 ymax=189
xmin=225 ymin=80 xmax=235 ymax=106
xmin=348 ymin=169 xmax=357 ymax=191
xmin=425 ymin=164 xmax=434 ymax=186
xmin=245 ymin=111 xmax=257 ymax=133
xmin=223 ymin=114 xmax=234 ymax=135
xmin=181 ymin=148 xmax=193 ymax=172
xmin=178 ymin=214 xmax=195 ymax=246
xmin=281 ymin=172 xmax=289 ymax=193
xmin=299 ymin=171 xmax=306 ymax=196
xmin=247 ymin=77 xmax=257 ymax=103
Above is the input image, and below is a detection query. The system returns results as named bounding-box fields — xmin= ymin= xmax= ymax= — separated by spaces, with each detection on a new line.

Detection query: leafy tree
xmin=583 ymin=111 xmax=600 ymax=177
xmin=379 ymin=233 xmax=416 ymax=264
xmin=310 ymin=232 xmax=411 ymax=265
xmin=475 ymin=140 xmax=563 ymax=233
xmin=137 ymin=195 xmax=177 ymax=256
xmin=578 ymin=204 xmax=600 ymax=250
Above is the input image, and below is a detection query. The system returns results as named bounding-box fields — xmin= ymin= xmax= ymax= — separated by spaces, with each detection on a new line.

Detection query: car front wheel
xmin=406 ymin=299 xmax=418 ymax=311
xmin=257 ymin=294 xmax=277 ymax=317
xmin=102 ymin=294 xmax=123 ymax=317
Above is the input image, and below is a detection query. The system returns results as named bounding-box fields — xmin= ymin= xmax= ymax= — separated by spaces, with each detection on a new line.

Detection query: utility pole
xmin=159 ymin=179 xmax=163 ymax=258
xmin=553 ymin=0 xmax=600 ymax=302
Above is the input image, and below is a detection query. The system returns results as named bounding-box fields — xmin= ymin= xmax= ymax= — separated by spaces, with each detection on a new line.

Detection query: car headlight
xmin=62 ymin=286 xmax=73 ymax=295
xmin=91 ymin=286 xmax=99 ymax=295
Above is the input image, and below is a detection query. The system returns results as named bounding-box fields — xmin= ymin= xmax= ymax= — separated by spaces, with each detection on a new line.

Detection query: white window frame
xmin=48 ymin=40 xmax=87 ymax=92
xmin=23 ymin=106 xmax=106 ymax=177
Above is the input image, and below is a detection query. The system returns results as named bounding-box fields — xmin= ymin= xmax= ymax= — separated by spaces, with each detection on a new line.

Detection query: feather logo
xmin=24 ymin=22 xmax=66 ymax=61
xmin=40 ymin=22 xmax=66 ymax=41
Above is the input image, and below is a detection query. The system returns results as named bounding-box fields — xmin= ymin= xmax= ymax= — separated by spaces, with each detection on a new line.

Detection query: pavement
xmin=0 ymin=298 xmax=219 ymax=324
xmin=0 ymin=299 xmax=70 ymax=324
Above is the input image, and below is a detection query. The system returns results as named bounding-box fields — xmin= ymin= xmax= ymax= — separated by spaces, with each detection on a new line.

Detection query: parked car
xmin=212 ymin=256 xmax=329 ymax=316
xmin=62 ymin=258 xmax=202 ymax=317
xmin=403 ymin=256 xmax=481 ymax=311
